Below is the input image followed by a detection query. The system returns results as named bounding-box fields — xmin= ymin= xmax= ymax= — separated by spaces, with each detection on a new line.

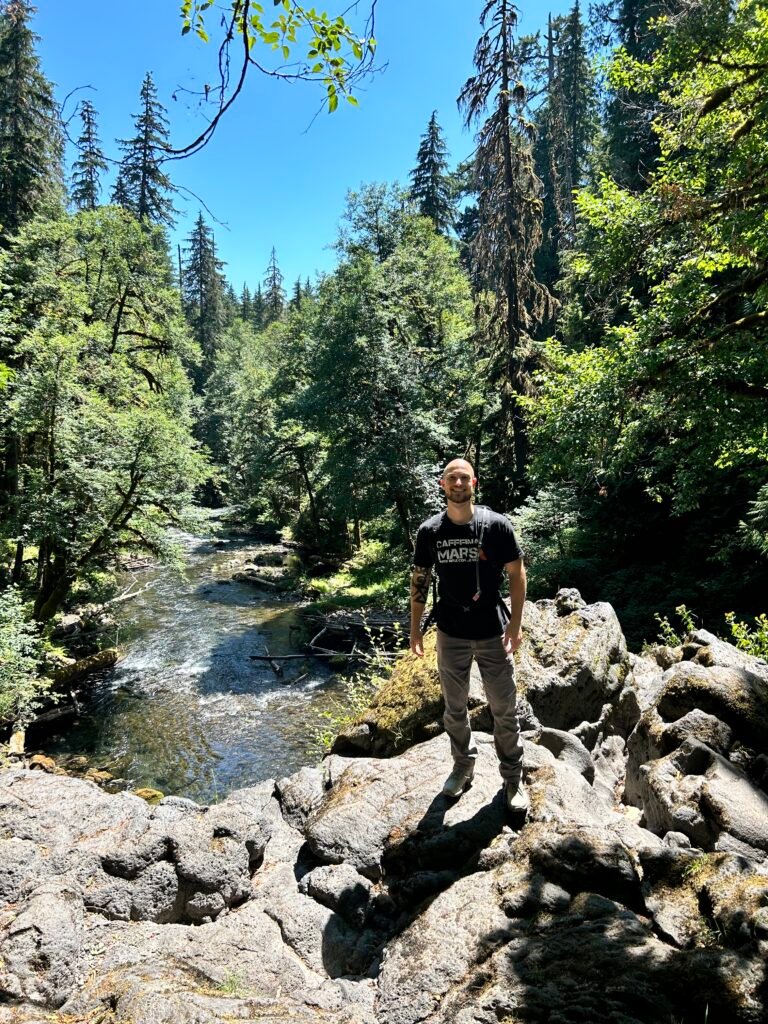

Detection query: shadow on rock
xmin=375 ymin=829 xmax=768 ymax=1024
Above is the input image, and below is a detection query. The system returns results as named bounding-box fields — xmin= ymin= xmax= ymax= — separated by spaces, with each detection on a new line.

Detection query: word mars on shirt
xmin=436 ymin=538 xmax=482 ymax=563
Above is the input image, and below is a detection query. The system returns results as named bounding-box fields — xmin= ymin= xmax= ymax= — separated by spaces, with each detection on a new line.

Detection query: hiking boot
xmin=505 ymin=779 xmax=529 ymax=815
xmin=442 ymin=763 xmax=474 ymax=798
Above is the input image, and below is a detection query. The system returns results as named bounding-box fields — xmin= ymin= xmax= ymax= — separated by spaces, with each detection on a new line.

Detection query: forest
xmin=1 ymin=0 xmax=767 ymax=729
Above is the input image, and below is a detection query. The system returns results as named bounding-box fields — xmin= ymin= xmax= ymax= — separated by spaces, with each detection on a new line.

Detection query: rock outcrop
xmin=1 ymin=590 xmax=767 ymax=1023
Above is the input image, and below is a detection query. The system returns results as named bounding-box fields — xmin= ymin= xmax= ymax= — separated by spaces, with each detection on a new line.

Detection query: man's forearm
xmin=508 ymin=568 xmax=527 ymax=636
xmin=410 ymin=567 xmax=431 ymax=635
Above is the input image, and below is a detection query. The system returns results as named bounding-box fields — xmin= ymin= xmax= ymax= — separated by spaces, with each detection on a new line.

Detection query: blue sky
xmin=35 ymin=1 xmax=577 ymax=292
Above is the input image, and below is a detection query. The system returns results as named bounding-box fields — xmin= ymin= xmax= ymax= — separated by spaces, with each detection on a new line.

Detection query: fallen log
xmin=263 ymin=645 xmax=284 ymax=677
xmin=307 ymin=610 xmax=409 ymax=647
xmin=232 ymin=571 xmax=279 ymax=588
xmin=51 ymin=648 xmax=119 ymax=686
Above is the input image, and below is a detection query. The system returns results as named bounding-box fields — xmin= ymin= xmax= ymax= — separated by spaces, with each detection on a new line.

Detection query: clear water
xmin=33 ymin=530 xmax=342 ymax=803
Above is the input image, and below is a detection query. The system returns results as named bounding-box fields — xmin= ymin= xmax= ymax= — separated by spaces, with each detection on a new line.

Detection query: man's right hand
xmin=410 ymin=629 xmax=425 ymax=657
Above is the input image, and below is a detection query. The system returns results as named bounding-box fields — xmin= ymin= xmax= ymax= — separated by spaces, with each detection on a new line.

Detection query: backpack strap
xmin=472 ymin=505 xmax=489 ymax=603
xmin=421 ymin=512 xmax=444 ymax=633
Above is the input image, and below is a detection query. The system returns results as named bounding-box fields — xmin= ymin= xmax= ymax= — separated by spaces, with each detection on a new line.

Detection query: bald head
xmin=441 ymin=457 xmax=475 ymax=480
xmin=440 ymin=458 xmax=476 ymax=506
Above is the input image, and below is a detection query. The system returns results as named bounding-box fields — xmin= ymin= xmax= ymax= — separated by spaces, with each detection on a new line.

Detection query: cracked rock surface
xmin=1 ymin=591 xmax=767 ymax=1023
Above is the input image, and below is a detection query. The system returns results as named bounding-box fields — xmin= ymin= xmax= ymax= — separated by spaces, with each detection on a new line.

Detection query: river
xmin=32 ymin=529 xmax=346 ymax=803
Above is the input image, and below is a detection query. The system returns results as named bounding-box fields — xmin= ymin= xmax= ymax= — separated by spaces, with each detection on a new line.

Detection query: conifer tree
xmin=71 ymin=99 xmax=108 ymax=211
xmin=534 ymin=3 xmax=596 ymax=285
xmin=182 ymin=212 xmax=226 ymax=385
xmin=289 ymin=276 xmax=303 ymax=310
xmin=240 ymin=283 xmax=252 ymax=322
xmin=458 ymin=0 xmax=552 ymax=497
xmin=598 ymin=0 xmax=683 ymax=189
xmin=251 ymin=284 xmax=266 ymax=331
xmin=409 ymin=111 xmax=454 ymax=234
xmin=0 ymin=0 xmax=63 ymax=242
xmin=263 ymin=247 xmax=285 ymax=323
xmin=113 ymin=72 xmax=175 ymax=225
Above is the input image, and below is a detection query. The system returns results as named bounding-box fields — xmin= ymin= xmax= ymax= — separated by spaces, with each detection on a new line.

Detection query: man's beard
xmin=449 ymin=489 xmax=472 ymax=504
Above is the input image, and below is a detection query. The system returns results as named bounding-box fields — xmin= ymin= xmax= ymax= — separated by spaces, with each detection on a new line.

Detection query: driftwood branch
xmin=263 ymin=645 xmax=283 ymax=678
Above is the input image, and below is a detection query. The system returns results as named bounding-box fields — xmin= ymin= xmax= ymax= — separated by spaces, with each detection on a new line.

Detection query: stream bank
xmin=22 ymin=528 xmax=355 ymax=804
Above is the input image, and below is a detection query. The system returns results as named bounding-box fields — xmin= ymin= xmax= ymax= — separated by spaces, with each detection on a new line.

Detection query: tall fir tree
xmin=182 ymin=212 xmax=226 ymax=387
xmin=113 ymin=72 xmax=175 ymax=226
xmin=0 ymin=0 xmax=63 ymax=242
xmin=409 ymin=111 xmax=454 ymax=234
xmin=70 ymin=99 xmax=108 ymax=211
xmin=598 ymin=0 xmax=683 ymax=189
xmin=251 ymin=284 xmax=266 ymax=330
xmin=240 ymin=283 xmax=252 ymax=322
xmin=263 ymin=247 xmax=285 ymax=323
xmin=458 ymin=0 xmax=552 ymax=499
xmin=289 ymin=276 xmax=303 ymax=311
xmin=533 ymin=3 xmax=597 ymax=286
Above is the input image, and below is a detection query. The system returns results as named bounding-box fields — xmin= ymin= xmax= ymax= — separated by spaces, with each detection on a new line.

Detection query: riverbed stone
xmin=306 ymin=733 xmax=509 ymax=880
xmin=656 ymin=661 xmax=768 ymax=753
xmin=4 ymin=607 xmax=768 ymax=1024
xmin=684 ymin=629 xmax=768 ymax=679
xmin=663 ymin=707 xmax=733 ymax=755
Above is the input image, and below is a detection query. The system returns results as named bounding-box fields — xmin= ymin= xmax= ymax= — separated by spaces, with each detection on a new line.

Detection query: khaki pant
xmin=436 ymin=628 xmax=523 ymax=784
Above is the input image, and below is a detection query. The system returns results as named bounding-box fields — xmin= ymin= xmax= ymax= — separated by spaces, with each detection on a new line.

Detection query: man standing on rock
xmin=409 ymin=458 xmax=528 ymax=813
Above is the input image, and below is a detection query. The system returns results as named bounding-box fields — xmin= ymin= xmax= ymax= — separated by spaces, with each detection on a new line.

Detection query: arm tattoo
xmin=411 ymin=568 xmax=431 ymax=605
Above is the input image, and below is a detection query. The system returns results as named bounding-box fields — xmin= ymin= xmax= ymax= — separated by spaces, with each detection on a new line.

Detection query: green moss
xmin=354 ymin=631 xmax=443 ymax=753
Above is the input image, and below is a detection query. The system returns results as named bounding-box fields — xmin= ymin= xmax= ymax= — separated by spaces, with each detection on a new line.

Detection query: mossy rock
xmin=657 ymin=662 xmax=768 ymax=752
xmin=338 ymin=631 xmax=444 ymax=757
xmin=132 ymin=787 xmax=164 ymax=805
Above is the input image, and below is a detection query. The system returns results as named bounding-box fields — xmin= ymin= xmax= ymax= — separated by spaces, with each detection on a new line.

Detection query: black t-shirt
xmin=413 ymin=506 xmax=523 ymax=639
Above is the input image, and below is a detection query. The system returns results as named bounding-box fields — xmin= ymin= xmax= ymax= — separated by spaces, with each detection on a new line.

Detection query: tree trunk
xmin=11 ymin=540 xmax=24 ymax=585
xmin=393 ymin=490 xmax=413 ymax=554
xmin=296 ymin=450 xmax=320 ymax=534
xmin=34 ymin=570 xmax=74 ymax=622
xmin=500 ymin=1 xmax=526 ymax=489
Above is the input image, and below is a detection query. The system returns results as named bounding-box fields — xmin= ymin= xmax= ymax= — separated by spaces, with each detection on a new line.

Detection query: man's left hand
xmin=503 ymin=625 xmax=523 ymax=654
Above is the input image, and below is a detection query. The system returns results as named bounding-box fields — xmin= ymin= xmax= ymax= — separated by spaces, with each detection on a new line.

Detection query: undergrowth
xmin=654 ymin=603 xmax=768 ymax=659
xmin=303 ymin=539 xmax=409 ymax=613
xmin=311 ymin=617 xmax=403 ymax=755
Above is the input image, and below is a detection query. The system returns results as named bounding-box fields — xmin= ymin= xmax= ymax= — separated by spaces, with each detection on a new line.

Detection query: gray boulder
xmin=639 ymin=738 xmax=768 ymax=852
xmin=535 ymin=726 xmax=595 ymax=783
xmin=0 ymin=882 xmax=83 ymax=1008
xmin=517 ymin=591 xmax=629 ymax=730
xmin=276 ymin=765 xmax=326 ymax=829
xmin=306 ymin=733 xmax=510 ymax=880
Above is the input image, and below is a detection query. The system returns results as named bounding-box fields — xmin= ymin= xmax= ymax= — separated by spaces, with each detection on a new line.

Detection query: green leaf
xmin=328 ymin=90 xmax=338 ymax=112
xmin=346 ymin=95 xmax=359 ymax=107
xmin=181 ymin=23 xmax=191 ymax=35
xmin=281 ymin=45 xmax=290 ymax=59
